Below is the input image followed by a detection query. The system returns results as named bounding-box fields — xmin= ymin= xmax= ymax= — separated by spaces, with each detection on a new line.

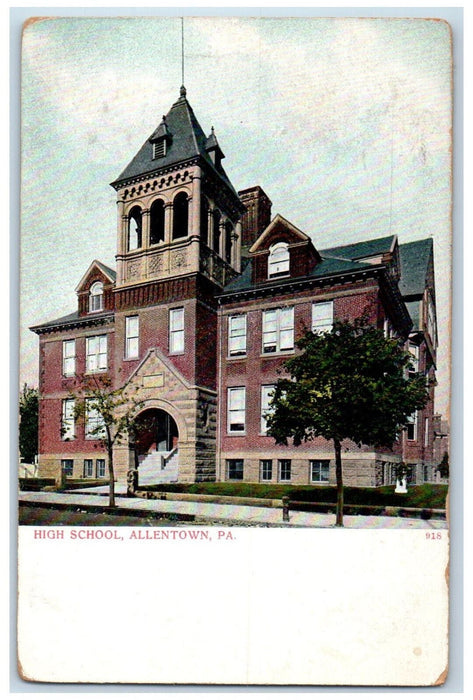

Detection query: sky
xmin=20 ymin=14 xmax=452 ymax=417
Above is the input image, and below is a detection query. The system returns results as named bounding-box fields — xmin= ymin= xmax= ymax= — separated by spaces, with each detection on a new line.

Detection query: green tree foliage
xmin=437 ymin=451 xmax=449 ymax=479
xmin=72 ymin=376 xmax=143 ymax=507
xmin=267 ymin=319 xmax=429 ymax=526
xmin=19 ymin=384 xmax=38 ymax=464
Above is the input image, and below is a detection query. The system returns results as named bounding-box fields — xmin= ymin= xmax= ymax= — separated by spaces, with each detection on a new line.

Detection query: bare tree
xmin=72 ymin=376 xmax=143 ymax=507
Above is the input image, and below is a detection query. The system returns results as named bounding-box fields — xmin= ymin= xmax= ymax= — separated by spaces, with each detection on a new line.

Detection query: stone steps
xmin=138 ymin=451 xmax=179 ymax=485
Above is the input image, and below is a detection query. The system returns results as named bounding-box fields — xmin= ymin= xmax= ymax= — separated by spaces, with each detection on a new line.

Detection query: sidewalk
xmin=19 ymin=486 xmax=448 ymax=529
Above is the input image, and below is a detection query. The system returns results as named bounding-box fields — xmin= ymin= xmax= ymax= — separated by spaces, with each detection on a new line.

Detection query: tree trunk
xmin=334 ymin=438 xmax=344 ymax=527
xmin=108 ymin=443 xmax=115 ymax=508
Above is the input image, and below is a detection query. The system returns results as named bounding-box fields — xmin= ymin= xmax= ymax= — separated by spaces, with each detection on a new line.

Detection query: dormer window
xmin=268 ymin=242 xmax=290 ymax=278
xmin=153 ymin=140 xmax=166 ymax=159
xmin=89 ymin=282 xmax=104 ymax=313
xmin=150 ymin=115 xmax=172 ymax=160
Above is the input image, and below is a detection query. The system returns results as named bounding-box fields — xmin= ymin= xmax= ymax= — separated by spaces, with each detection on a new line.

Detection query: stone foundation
xmin=218 ymin=452 xmax=402 ymax=488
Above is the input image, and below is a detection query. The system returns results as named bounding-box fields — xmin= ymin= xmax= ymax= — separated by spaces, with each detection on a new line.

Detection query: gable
xmin=76 ymin=260 xmax=116 ymax=317
xmin=75 ymin=260 xmax=116 ymax=294
xmin=249 ymin=214 xmax=312 ymax=253
xmin=248 ymin=214 xmax=321 ymax=284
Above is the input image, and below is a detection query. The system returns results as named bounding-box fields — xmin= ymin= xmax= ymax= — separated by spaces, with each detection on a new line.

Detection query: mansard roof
xmin=398 ymin=238 xmax=434 ymax=297
xmin=111 ymin=87 xmax=239 ymax=200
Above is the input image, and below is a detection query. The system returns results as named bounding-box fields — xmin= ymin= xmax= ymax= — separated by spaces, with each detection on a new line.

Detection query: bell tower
xmin=108 ymin=87 xmax=246 ymax=484
xmin=110 ymin=86 xmax=245 ymax=292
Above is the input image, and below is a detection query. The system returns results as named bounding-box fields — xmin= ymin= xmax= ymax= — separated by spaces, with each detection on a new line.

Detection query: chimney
xmin=238 ymin=186 xmax=272 ymax=252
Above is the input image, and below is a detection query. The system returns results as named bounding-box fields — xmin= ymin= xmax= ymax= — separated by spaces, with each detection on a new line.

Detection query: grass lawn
xmin=18 ymin=504 xmax=187 ymax=527
xmin=145 ymin=482 xmax=448 ymax=509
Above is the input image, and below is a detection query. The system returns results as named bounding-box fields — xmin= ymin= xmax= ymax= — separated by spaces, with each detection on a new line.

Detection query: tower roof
xmin=111 ymin=87 xmax=239 ymax=199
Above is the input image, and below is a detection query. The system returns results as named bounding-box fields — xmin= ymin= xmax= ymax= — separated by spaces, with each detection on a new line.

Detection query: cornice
xmin=111 ymin=157 xmax=201 ymax=191
xmin=216 ymin=267 xmax=383 ymax=305
xmin=31 ymin=313 xmax=115 ymax=335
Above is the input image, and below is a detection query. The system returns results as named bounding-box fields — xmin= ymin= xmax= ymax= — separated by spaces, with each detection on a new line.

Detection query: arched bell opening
xmin=150 ymin=199 xmax=165 ymax=245
xmin=128 ymin=205 xmax=143 ymax=250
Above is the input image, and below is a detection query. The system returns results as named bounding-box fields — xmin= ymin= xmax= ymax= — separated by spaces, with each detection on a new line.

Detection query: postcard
xmin=17 ymin=15 xmax=452 ymax=685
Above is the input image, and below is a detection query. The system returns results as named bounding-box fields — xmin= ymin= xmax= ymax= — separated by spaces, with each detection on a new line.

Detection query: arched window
xmin=200 ymin=197 xmax=209 ymax=246
xmin=128 ymin=206 xmax=142 ymax=250
xmin=213 ymin=210 xmax=221 ymax=254
xmin=89 ymin=281 xmax=104 ymax=312
xmin=172 ymin=192 xmax=189 ymax=240
xmin=150 ymin=199 xmax=165 ymax=245
xmin=268 ymin=242 xmax=290 ymax=278
xmin=224 ymin=221 xmax=233 ymax=264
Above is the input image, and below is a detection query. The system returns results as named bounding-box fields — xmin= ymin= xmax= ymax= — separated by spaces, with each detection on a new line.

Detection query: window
xmin=61 ymin=459 xmax=73 ymax=477
xmin=61 ymin=399 xmax=75 ymax=441
xmin=426 ymin=295 xmax=437 ymax=344
xmin=406 ymin=464 xmax=416 ymax=485
xmin=310 ymin=459 xmax=330 ymax=483
xmin=89 ymin=282 xmax=104 ymax=313
xmin=268 ymin=242 xmax=290 ymax=278
xmin=228 ymin=315 xmax=247 ymax=356
xmin=96 ymin=459 xmax=106 ymax=478
xmin=128 ymin=206 xmax=142 ymax=250
xmin=62 ymin=339 xmax=76 ymax=376
xmin=260 ymin=385 xmax=275 ymax=434
xmin=262 ymin=307 xmax=294 ymax=353
xmin=125 ymin=316 xmax=139 ymax=359
xmin=423 ymin=464 xmax=430 ymax=483
xmin=278 ymin=459 xmax=291 ymax=482
xmin=172 ymin=192 xmax=188 ymax=240
xmin=227 ymin=459 xmax=244 ymax=480
xmin=85 ymin=400 xmax=106 ymax=440
xmin=150 ymin=199 xmax=165 ymax=245
xmin=86 ymin=335 xmax=107 ymax=372
xmin=169 ymin=308 xmax=184 ymax=353
xmin=228 ymin=387 xmax=246 ymax=433
xmin=408 ymin=343 xmax=419 ymax=377
xmin=406 ymin=412 xmax=417 ymax=441
xmin=424 ymin=417 xmax=429 ymax=448
xmin=260 ymin=459 xmax=273 ymax=481
xmin=153 ymin=140 xmax=166 ymax=159
xmin=83 ymin=459 xmax=94 ymax=478
xmin=312 ymin=301 xmax=333 ymax=334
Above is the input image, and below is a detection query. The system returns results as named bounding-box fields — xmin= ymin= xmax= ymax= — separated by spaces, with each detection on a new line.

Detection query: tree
xmin=266 ymin=319 xmax=429 ymax=526
xmin=19 ymin=384 xmax=38 ymax=464
xmin=437 ymin=451 xmax=449 ymax=479
xmin=72 ymin=376 xmax=143 ymax=508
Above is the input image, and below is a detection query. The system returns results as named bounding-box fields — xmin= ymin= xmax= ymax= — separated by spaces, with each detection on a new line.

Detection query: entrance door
xmin=136 ymin=409 xmax=178 ymax=456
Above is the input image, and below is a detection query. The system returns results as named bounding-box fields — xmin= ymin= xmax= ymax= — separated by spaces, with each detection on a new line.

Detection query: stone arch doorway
xmin=134 ymin=408 xmax=179 ymax=484
xmin=135 ymin=408 xmax=178 ymax=455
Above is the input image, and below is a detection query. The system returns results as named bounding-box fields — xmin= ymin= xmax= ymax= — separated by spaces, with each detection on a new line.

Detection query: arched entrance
xmin=134 ymin=408 xmax=179 ymax=484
